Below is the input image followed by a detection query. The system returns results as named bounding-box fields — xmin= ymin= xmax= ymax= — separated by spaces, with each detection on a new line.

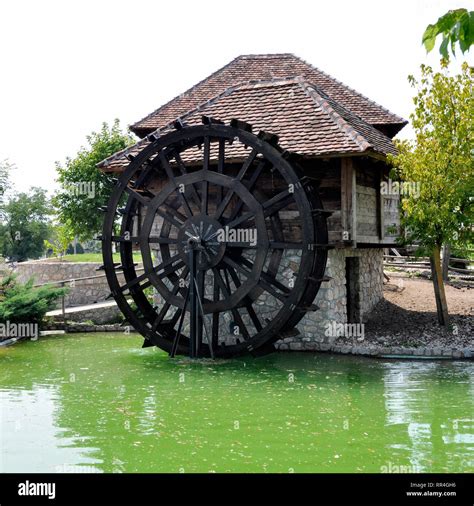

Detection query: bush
xmin=0 ymin=274 xmax=67 ymax=326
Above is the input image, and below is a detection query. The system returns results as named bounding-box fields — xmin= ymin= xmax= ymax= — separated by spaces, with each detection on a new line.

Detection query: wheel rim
xmin=102 ymin=123 xmax=328 ymax=358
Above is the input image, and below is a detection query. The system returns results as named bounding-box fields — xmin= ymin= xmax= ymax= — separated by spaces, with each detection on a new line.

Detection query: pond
xmin=0 ymin=333 xmax=472 ymax=473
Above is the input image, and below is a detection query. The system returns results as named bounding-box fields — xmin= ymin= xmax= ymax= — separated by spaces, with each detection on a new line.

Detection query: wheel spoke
xmin=152 ymin=267 xmax=189 ymax=331
xmin=161 ymin=202 xmax=188 ymax=223
xmin=155 ymin=207 xmax=185 ymax=230
xmin=214 ymin=148 xmax=258 ymax=219
xmin=170 ymin=283 xmax=190 ymax=357
xmin=118 ymin=271 xmax=149 ymax=292
xmin=225 ymin=266 xmax=263 ymax=332
xmin=239 ymin=256 xmax=290 ymax=295
xmin=211 ymin=271 xmax=220 ymax=348
xmin=225 ymin=191 xmax=294 ymax=229
xmin=212 ymin=268 xmax=250 ymax=340
xmin=158 ymin=151 xmax=177 ymax=184
xmin=227 ymin=160 xmax=268 ymax=222
xmin=155 ymin=253 xmax=183 ymax=276
xmin=125 ymin=186 xmax=150 ymax=206
xmin=215 ymin=139 xmax=225 ymax=209
xmin=200 ymin=137 xmax=210 ymax=214
xmin=148 ymin=237 xmax=178 ymax=244
xmin=173 ymin=152 xmax=202 ymax=210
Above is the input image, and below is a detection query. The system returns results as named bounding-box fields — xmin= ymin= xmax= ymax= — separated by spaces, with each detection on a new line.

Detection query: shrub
xmin=0 ymin=274 xmax=67 ymax=326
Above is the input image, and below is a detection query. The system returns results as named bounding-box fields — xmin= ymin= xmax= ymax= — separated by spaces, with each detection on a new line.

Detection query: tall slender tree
xmin=389 ymin=61 xmax=473 ymax=325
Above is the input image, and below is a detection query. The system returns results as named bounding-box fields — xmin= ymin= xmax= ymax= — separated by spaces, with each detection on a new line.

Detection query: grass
xmin=47 ymin=253 xmax=143 ymax=263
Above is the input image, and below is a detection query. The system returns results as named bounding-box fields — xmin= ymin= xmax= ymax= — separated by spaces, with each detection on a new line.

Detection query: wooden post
xmin=341 ymin=158 xmax=356 ymax=247
xmin=430 ymin=245 xmax=449 ymax=326
xmin=61 ymin=281 xmax=67 ymax=332
xmin=376 ymin=170 xmax=384 ymax=239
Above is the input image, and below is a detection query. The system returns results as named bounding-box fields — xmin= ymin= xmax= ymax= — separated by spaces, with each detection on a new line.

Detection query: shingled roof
xmin=99 ymin=77 xmax=399 ymax=172
xmin=130 ymin=53 xmax=407 ymax=138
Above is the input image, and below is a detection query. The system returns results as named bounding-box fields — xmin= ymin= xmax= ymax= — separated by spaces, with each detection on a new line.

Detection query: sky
xmin=0 ymin=0 xmax=472 ymax=194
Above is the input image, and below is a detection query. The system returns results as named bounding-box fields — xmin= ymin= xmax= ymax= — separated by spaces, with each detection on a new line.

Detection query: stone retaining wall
xmin=49 ymin=305 xmax=122 ymax=325
xmin=12 ymin=261 xmax=138 ymax=308
xmin=290 ymin=340 xmax=473 ymax=359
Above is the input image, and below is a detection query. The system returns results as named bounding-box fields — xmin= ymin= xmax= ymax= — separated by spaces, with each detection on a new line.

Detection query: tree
xmin=53 ymin=120 xmax=135 ymax=241
xmin=423 ymin=8 xmax=474 ymax=58
xmin=44 ymin=223 xmax=75 ymax=258
xmin=0 ymin=187 xmax=52 ymax=262
xmin=0 ymin=159 xmax=15 ymax=219
xmin=389 ymin=61 xmax=473 ymax=325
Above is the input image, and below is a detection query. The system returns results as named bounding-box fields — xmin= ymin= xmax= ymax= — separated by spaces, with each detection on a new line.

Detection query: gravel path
xmin=335 ymin=276 xmax=473 ymax=349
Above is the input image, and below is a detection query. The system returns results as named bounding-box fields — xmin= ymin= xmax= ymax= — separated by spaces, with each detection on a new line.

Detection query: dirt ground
xmin=359 ymin=276 xmax=473 ymax=348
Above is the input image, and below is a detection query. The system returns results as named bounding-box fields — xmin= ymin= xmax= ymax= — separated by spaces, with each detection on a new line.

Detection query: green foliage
xmin=0 ymin=274 xmax=67 ymax=325
xmin=53 ymin=120 xmax=135 ymax=241
xmin=0 ymin=187 xmax=52 ymax=261
xmin=0 ymin=159 xmax=15 ymax=219
xmin=44 ymin=223 xmax=75 ymax=258
xmin=423 ymin=8 xmax=474 ymax=58
xmin=388 ymin=62 xmax=474 ymax=252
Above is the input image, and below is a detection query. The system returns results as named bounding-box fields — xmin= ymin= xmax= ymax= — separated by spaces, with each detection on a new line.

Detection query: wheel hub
xmin=177 ymin=215 xmax=226 ymax=270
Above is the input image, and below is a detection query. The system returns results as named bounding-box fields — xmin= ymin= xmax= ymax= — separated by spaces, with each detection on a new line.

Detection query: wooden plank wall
xmin=143 ymin=155 xmax=400 ymax=248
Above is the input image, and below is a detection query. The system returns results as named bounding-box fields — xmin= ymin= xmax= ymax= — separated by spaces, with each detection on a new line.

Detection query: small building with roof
xmin=99 ymin=54 xmax=406 ymax=349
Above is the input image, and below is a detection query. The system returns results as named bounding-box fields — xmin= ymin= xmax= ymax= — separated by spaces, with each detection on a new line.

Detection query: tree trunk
xmin=441 ymin=243 xmax=450 ymax=281
xmin=430 ymin=244 xmax=449 ymax=326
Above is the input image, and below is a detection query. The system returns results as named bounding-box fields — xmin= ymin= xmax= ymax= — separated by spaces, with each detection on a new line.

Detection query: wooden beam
xmin=376 ymin=170 xmax=384 ymax=239
xmin=341 ymin=158 xmax=356 ymax=247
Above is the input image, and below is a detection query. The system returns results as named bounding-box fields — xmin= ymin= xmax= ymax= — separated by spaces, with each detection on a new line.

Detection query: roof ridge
xmin=233 ymin=76 xmax=304 ymax=89
xmin=298 ymin=81 xmax=372 ymax=152
xmin=236 ymin=53 xmax=296 ymax=59
xmin=292 ymin=54 xmax=406 ymax=125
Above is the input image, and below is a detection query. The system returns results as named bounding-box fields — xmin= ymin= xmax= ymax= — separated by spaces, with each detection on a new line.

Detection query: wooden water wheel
xmin=101 ymin=119 xmax=329 ymax=358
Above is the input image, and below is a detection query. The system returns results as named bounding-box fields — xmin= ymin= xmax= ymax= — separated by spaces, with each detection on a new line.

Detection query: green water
xmin=0 ymin=333 xmax=473 ymax=473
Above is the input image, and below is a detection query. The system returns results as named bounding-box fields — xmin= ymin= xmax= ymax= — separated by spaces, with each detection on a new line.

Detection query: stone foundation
xmin=152 ymin=247 xmax=384 ymax=349
xmin=276 ymin=248 xmax=384 ymax=350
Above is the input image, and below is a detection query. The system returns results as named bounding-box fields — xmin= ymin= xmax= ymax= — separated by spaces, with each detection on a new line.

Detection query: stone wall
xmin=151 ymin=246 xmax=384 ymax=350
xmin=12 ymin=261 xmax=136 ymax=308
xmin=277 ymin=248 xmax=384 ymax=350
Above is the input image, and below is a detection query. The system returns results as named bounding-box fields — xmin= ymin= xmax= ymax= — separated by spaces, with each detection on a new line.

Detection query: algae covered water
xmin=0 ymin=333 xmax=472 ymax=473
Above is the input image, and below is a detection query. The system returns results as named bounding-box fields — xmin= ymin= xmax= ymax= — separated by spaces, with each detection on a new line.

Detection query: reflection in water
xmin=383 ymin=362 xmax=474 ymax=473
xmin=0 ymin=334 xmax=473 ymax=473
xmin=0 ymin=386 xmax=101 ymax=473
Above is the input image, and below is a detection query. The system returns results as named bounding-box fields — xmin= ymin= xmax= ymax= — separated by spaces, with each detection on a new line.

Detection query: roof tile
xmin=99 ymin=78 xmax=398 ymax=172
xmin=130 ymin=54 xmax=406 ymax=136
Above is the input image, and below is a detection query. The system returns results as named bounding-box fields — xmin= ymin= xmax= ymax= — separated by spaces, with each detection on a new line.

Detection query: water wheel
xmin=101 ymin=118 xmax=329 ymax=358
